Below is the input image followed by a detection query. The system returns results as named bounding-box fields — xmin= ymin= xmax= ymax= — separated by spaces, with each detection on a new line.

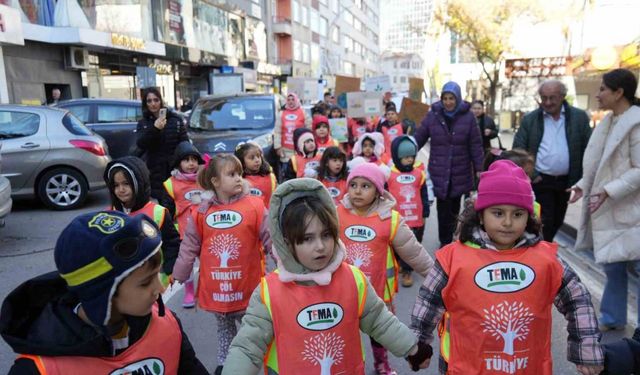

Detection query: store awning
xmin=21 ymin=23 xmax=165 ymax=56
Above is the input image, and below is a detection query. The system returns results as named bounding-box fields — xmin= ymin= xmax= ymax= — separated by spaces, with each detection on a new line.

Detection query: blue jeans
xmin=600 ymin=261 xmax=640 ymax=327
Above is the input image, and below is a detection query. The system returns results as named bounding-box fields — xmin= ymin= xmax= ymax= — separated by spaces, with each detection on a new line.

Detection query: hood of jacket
xmin=352 ymin=132 xmax=385 ymax=159
xmin=285 ymin=93 xmax=301 ymax=110
xmin=391 ymin=135 xmax=418 ymax=172
xmin=268 ymin=178 xmax=345 ymax=285
xmin=0 ymin=272 xmax=113 ymax=357
xmin=104 ymin=156 xmax=151 ymax=212
xmin=172 ymin=141 xmax=204 ymax=170
xmin=440 ymin=81 xmax=463 ymax=118
xmin=293 ymin=127 xmax=316 ymax=156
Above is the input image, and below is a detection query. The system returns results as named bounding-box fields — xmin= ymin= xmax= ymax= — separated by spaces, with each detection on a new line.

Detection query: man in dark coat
xmin=471 ymin=100 xmax=499 ymax=150
xmin=415 ymin=81 xmax=484 ymax=246
xmin=513 ymin=80 xmax=591 ymax=241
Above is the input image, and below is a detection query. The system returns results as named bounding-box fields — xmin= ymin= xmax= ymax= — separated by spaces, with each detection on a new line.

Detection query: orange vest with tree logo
xmin=163 ymin=177 xmax=203 ymax=238
xmin=244 ymin=173 xmax=277 ymax=208
xmin=316 ymin=137 xmax=339 ymax=153
xmin=322 ymin=179 xmax=347 ymax=205
xmin=381 ymin=123 xmax=404 ymax=159
xmin=436 ymin=241 xmax=563 ymax=374
xmin=18 ymin=304 xmax=180 ymax=374
xmin=291 ymin=154 xmax=322 ymax=178
xmin=193 ymin=195 xmax=266 ymax=313
xmin=261 ymin=263 xmax=367 ymax=375
xmin=337 ymin=205 xmax=400 ymax=302
xmin=281 ymin=108 xmax=305 ymax=150
xmin=387 ymin=164 xmax=426 ymax=228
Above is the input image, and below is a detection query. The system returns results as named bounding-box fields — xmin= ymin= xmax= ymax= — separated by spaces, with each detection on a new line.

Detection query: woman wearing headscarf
xmin=414 ymin=81 xmax=484 ymax=246
xmin=275 ymin=93 xmax=306 ymax=182
xmin=570 ymin=68 xmax=640 ymax=332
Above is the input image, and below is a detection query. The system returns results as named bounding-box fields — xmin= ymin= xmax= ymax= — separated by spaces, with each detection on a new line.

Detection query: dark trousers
xmin=395 ymin=226 xmax=424 ymax=273
xmin=437 ymin=196 xmax=463 ymax=246
xmin=533 ymin=173 xmax=570 ymax=242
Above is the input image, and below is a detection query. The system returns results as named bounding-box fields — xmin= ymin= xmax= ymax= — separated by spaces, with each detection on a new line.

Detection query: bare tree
xmin=400 ymin=185 xmax=416 ymax=203
xmin=208 ymin=234 xmax=241 ymax=268
xmin=302 ymin=332 xmax=346 ymax=375
xmin=481 ymin=301 xmax=534 ymax=355
xmin=346 ymin=244 xmax=373 ymax=269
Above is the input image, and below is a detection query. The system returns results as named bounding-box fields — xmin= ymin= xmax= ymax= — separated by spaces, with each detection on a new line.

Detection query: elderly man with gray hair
xmin=513 ymin=80 xmax=592 ymax=242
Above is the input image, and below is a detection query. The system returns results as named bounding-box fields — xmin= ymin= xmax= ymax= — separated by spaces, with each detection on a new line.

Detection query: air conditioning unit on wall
xmin=65 ymin=47 xmax=90 ymax=70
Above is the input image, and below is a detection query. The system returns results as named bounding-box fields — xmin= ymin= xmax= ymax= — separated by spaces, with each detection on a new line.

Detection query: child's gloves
xmin=406 ymin=341 xmax=433 ymax=371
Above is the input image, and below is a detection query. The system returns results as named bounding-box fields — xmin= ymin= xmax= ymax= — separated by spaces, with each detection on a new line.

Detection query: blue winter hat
xmin=54 ymin=211 xmax=162 ymax=326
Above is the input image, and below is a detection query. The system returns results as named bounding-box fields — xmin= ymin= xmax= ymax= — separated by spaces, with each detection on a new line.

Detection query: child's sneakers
xmin=182 ymin=280 xmax=195 ymax=308
xmin=372 ymin=346 xmax=398 ymax=375
xmin=401 ymin=271 xmax=413 ymax=287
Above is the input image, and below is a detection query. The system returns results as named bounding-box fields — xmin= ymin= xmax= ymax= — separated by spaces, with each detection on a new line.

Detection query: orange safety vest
xmin=316 ymin=137 xmax=339 ymax=154
xmin=348 ymin=119 xmax=369 ymax=142
xmin=291 ymin=154 xmax=322 ymax=178
xmin=281 ymin=108 xmax=306 ymax=150
xmin=193 ymin=195 xmax=266 ymax=313
xmin=387 ymin=164 xmax=426 ymax=228
xmin=244 ymin=173 xmax=277 ymax=208
xmin=18 ymin=304 xmax=180 ymax=374
xmin=261 ymin=263 xmax=367 ymax=375
xmin=337 ymin=205 xmax=400 ymax=302
xmin=322 ymin=179 xmax=347 ymax=205
xmin=163 ymin=177 xmax=203 ymax=238
xmin=437 ymin=241 xmax=563 ymax=374
xmin=381 ymin=123 xmax=404 ymax=160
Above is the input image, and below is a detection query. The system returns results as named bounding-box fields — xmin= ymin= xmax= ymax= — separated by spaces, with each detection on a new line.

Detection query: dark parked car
xmin=188 ymin=94 xmax=281 ymax=165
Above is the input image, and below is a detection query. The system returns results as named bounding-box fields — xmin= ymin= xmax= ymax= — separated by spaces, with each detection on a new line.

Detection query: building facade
xmin=380 ymin=0 xmax=435 ymax=55
xmin=270 ymin=0 xmax=381 ymax=93
xmin=380 ymin=52 xmax=424 ymax=93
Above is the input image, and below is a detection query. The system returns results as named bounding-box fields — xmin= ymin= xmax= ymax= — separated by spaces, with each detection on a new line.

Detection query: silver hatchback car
xmin=0 ymin=105 xmax=111 ymax=210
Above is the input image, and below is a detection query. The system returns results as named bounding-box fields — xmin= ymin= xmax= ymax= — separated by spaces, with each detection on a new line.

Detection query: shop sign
xmin=621 ymin=42 xmax=640 ymax=69
xmin=0 ymin=5 xmax=25 ymax=46
xmin=505 ymin=57 xmax=570 ymax=78
xmin=149 ymin=62 xmax=173 ymax=75
xmin=257 ymin=62 xmax=281 ymax=76
xmin=111 ymin=33 xmax=145 ymax=51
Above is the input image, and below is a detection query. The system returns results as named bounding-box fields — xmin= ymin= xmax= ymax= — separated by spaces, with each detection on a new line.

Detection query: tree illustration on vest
xmin=345 ymin=243 xmax=373 ymax=269
xmin=399 ymin=185 xmax=416 ymax=203
xmin=302 ymin=332 xmax=345 ymax=375
xmin=209 ymin=234 xmax=241 ymax=268
xmin=481 ymin=301 xmax=534 ymax=355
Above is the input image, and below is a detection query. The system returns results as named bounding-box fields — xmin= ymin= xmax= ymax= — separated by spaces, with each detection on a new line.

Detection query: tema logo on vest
xmin=306 ymin=161 xmax=320 ymax=170
xmin=297 ymin=303 xmax=344 ymax=331
xmin=110 ymin=358 xmax=164 ymax=375
xmin=206 ymin=210 xmax=243 ymax=229
xmin=249 ymin=188 xmax=263 ymax=196
xmin=285 ymin=114 xmax=298 ymax=121
xmin=474 ymin=262 xmax=535 ymax=293
xmin=184 ymin=190 xmax=203 ymax=201
xmin=344 ymin=225 xmax=376 ymax=242
xmin=327 ymin=187 xmax=340 ymax=198
xmin=396 ymin=174 xmax=416 ymax=184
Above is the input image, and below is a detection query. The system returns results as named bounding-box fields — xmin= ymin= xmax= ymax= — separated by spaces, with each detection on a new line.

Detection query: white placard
xmin=365 ymin=75 xmax=392 ymax=93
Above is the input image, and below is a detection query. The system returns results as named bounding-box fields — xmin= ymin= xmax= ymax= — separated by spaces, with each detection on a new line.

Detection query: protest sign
xmin=365 ymin=75 xmax=392 ymax=93
xmin=329 ymin=118 xmax=348 ymax=143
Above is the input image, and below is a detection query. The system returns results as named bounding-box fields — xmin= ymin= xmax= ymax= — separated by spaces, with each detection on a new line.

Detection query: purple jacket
xmin=415 ymin=101 xmax=484 ymax=199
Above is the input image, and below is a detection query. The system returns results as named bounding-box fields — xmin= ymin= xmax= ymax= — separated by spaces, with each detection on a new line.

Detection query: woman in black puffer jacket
xmin=136 ymin=87 xmax=189 ymax=200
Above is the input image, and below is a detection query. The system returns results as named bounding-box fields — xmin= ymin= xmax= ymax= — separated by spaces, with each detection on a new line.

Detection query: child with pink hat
xmin=411 ymin=160 xmax=603 ymax=375
xmin=337 ymin=162 xmax=433 ymax=374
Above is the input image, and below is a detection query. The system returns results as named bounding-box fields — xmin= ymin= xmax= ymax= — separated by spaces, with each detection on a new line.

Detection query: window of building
xmin=310 ymin=10 xmax=319 ymax=33
xmin=400 ymin=76 xmax=406 ymax=83
xmin=292 ymin=0 xmax=300 ymax=22
xmin=330 ymin=0 xmax=338 ymax=13
xmin=344 ymin=11 xmax=353 ymax=25
xmin=332 ymin=26 xmax=340 ymax=43
xmin=320 ymin=17 xmax=328 ymax=37
xmin=393 ymin=61 xmax=397 ymax=68
xmin=294 ymin=40 xmax=302 ymax=61
xmin=343 ymin=61 xmax=354 ymax=75
xmin=393 ymin=76 xmax=397 ymax=83
xmin=302 ymin=43 xmax=310 ymax=63
xmin=301 ymin=7 xmax=308 ymax=26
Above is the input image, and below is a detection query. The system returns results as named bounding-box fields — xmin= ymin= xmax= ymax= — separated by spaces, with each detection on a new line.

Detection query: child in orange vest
xmin=275 ymin=93 xmax=306 ymax=182
xmin=105 ymin=156 xmax=180 ymax=284
xmin=339 ymin=162 xmax=434 ymax=374
xmin=161 ymin=141 xmax=205 ymax=309
xmin=313 ymin=115 xmax=339 ymax=153
xmin=388 ymin=135 xmax=430 ymax=288
xmin=347 ymin=117 xmax=371 ymax=157
xmin=286 ymin=128 xmax=321 ymax=180
xmin=235 ymin=141 xmax=277 ymax=208
xmin=222 ymin=178 xmax=433 ymax=374
xmin=172 ymin=154 xmax=271 ymax=375
xmin=411 ymin=160 xmax=604 ymax=375
xmin=316 ymin=146 xmax=348 ymax=204
xmin=350 ymin=132 xmax=391 ymax=169
xmin=1 ymin=211 xmax=207 ymax=374
xmin=375 ymin=104 xmax=407 ymax=162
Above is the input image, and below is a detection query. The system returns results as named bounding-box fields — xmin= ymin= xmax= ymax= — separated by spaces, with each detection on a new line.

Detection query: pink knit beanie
xmin=347 ymin=162 xmax=386 ymax=195
xmin=475 ymin=160 xmax=534 ymax=215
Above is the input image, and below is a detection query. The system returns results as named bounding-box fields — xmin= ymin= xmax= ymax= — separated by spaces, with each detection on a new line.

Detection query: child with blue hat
xmin=0 ymin=210 xmax=207 ymax=374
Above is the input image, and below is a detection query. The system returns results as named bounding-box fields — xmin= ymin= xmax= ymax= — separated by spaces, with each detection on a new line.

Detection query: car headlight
xmin=250 ymin=132 xmax=273 ymax=149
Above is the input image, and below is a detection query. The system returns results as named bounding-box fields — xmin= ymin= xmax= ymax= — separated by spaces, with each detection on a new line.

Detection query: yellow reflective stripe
xmin=261 ymin=277 xmax=279 ymax=372
xmin=440 ymin=312 xmax=451 ymax=362
xmin=291 ymin=155 xmax=298 ymax=172
xmin=163 ymin=179 xmax=175 ymax=199
xmin=270 ymin=173 xmax=277 ymax=192
xmin=534 ymin=201 xmax=541 ymax=218
xmin=390 ymin=211 xmax=400 ymax=242
xmin=60 ymin=257 xmax=113 ymax=286
xmin=384 ymin=246 xmax=399 ymax=302
xmin=153 ymin=204 xmax=166 ymax=228
xmin=348 ymin=265 xmax=367 ymax=317
xmin=420 ymin=170 xmax=427 ymax=185
xmin=463 ymin=241 xmax=481 ymax=249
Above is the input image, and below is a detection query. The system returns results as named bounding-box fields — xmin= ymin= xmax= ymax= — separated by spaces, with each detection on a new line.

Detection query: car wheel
xmin=37 ymin=168 xmax=88 ymax=210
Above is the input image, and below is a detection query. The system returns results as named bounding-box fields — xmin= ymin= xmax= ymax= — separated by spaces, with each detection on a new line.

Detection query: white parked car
xmin=0 ymin=142 xmax=12 ymax=227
